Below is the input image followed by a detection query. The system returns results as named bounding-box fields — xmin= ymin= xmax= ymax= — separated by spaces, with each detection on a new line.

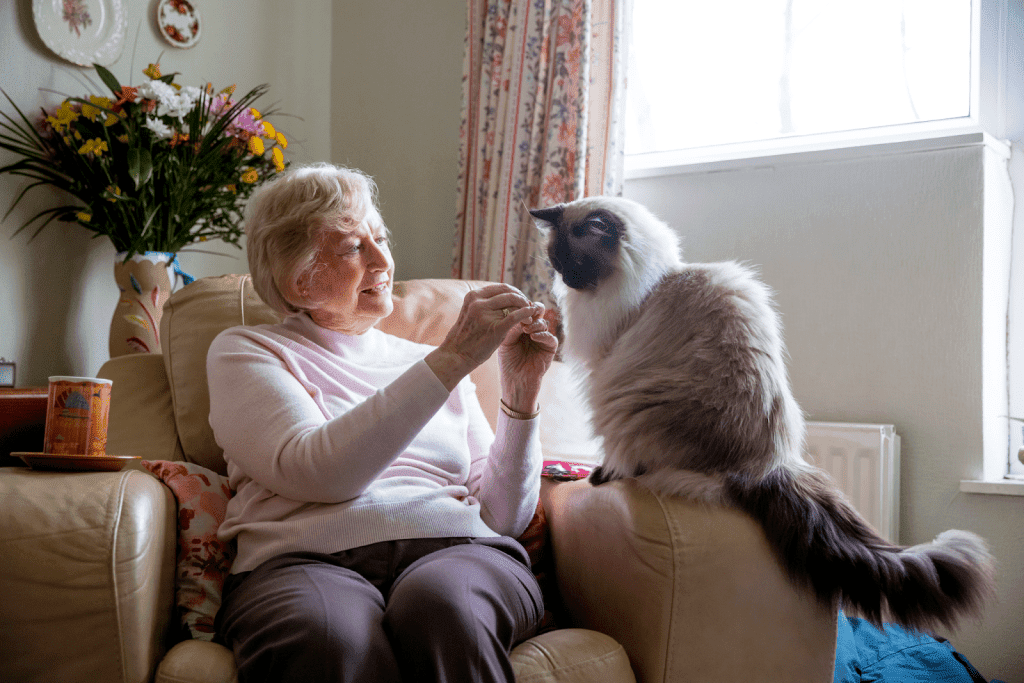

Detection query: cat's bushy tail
xmin=725 ymin=467 xmax=995 ymax=633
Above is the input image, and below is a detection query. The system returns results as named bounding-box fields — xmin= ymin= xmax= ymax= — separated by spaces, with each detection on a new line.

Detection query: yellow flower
xmin=104 ymin=113 xmax=120 ymax=127
xmin=220 ymin=84 xmax=237 ymax=96
xmin=199 ymin=236 xmax=208 ymax=242
xmin=117 ymin=133 xmax=129 ymax=143
xmin=82 ymin=95 xmax=112 ymax=121
xmin=78 ymin=138 xmax=108 ymax=156
xmin=226 ymin=184 xmax=237 ymax=193
xmin=106 ymin=185 xmax=122 ymax=201
xmin=143 ymin=63 xmax=162 ymax=80
xmin=76 ymin=211 xmax=92 ymax=222
xmin=240 ymin=169 xmax=259 ymax=184
xmin=262 ymin=121 xmax=276 ymax=138
xmin=249 ymin=107 xmax=262 ymax=120
xmin=275 ymin=132 xmax=288 ymax=149
xmin=47 ymin=100 xmax=80 ymax=132
xmin=272 ymin=146 xmax=285 ymax=172
xmin=248 ymin=136 xmax=265 ymax=155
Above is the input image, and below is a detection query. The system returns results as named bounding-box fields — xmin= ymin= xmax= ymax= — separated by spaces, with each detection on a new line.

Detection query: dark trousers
xmin=215 ymin=536 xmax=544 ymax=683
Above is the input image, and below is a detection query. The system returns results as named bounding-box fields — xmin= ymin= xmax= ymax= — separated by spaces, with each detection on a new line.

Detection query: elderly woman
xmin=207 ymin=163 xmax=558 ymax=683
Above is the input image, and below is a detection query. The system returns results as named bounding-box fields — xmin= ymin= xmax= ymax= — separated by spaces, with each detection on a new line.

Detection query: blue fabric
xmin=149 ymin=251 xmax=196 ymax=286
xmin=833 ymin=611 xmax=999 ymax=683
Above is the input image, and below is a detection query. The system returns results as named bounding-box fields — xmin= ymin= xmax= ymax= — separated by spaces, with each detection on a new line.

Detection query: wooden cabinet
xmin=0 ymin=388 xmax=47 ymax=464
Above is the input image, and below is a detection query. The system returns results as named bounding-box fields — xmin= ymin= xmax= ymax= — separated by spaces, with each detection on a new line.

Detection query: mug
xmin=43 ymin=376 xmax=113 ymax=456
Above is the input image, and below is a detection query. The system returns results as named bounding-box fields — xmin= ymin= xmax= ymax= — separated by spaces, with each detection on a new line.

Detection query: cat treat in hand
xmin=531 ymin=196 xmax=995 ymax=635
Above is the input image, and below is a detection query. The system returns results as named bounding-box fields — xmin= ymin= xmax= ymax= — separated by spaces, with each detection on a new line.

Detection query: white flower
xmin=138 ymin=80 xmax=198 ymax=119
xmin=137 ymin=79 xmax=177 ymax=106
xmin=144 ymin=116 xmax=173 ymax=139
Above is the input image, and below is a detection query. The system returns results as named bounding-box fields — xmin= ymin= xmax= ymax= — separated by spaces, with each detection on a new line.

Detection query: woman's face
xmin=304 ymin=207 xmax=395 ymax=334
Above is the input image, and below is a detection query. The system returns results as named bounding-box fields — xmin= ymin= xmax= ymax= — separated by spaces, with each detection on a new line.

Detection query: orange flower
xmin=240 ymin=169 xmax=259 ymax=184
xmin=111 ymin=85 xmax=138 ymax=113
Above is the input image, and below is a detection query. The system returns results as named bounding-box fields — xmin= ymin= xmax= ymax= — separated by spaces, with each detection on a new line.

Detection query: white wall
xmin=330 ymin=0 xmax=465 ymax=282
xmin=0 ymin=0 xmax=332 ymax=386
xmin=624 ymin=142 xmax=1022 ymax=681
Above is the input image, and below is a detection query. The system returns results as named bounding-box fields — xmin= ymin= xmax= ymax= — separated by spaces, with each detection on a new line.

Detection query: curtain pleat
xmin=453 ymin=0 xmax=627 ymax=307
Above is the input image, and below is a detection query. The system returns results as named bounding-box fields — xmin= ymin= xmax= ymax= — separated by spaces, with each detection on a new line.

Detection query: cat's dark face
xmin=531 ymin=204 xmax=624 ymax=290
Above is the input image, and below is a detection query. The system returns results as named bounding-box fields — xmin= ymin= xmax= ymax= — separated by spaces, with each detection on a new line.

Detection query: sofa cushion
xmin=156 ymin=627 xmax=635 ymax=683
xmin=160 ymin=275 xmax=282 ymax=475
xmin=143 ymin=461 xmax=235 ymax=641
xmin=99 ymin=353 xmax=184 ymax=463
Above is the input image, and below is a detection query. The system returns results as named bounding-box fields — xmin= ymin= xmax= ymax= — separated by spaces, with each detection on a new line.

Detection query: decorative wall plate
xmin=156 ymin=0 xmax=201 ymax=49
xmin=32 ymin=0 xmax=127 ymax=67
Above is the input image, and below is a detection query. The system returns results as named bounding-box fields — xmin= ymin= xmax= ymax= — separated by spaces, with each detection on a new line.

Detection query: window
xmin=626 ymin=0 xmax=975 ymax=159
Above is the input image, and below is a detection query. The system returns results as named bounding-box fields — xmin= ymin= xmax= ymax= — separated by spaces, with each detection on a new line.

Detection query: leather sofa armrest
xmin=0 ymin=467 xmax=177 ymax=683
xmin=99 ymin=354 xmax=184 ymax=463
xmin=543 ymin=478 xmax=837 ymax=683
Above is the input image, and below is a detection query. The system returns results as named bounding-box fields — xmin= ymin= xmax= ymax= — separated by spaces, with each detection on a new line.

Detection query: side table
xmin=0 ymin=387 xmax=47 ymax=465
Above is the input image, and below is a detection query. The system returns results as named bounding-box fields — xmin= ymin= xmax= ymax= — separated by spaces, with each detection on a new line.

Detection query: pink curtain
xmin=452 ymin=0 xmax=628 ymax=306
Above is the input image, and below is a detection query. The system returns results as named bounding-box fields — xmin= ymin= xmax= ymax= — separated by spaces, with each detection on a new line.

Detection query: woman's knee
xmin=221 ymin=560 xmax=399 ymax=682
xmin=384 ymin=544 xmax=542 ymax=645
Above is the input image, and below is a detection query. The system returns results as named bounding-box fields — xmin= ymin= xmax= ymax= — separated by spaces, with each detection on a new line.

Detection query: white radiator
xmin=804 ymin=422 xmax=901 ymax=544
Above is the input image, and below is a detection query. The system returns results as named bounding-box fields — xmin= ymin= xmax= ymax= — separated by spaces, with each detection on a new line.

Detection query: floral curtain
xmin=452 ymin=0 xmax=629 ymax=307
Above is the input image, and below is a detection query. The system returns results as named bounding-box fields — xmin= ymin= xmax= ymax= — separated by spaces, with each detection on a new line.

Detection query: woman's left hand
xmin=497 ymin=303 xmax=558 ymax=414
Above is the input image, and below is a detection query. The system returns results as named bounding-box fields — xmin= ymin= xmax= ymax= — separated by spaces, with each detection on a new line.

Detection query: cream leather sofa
xmin=0 ymin=275 xmax=837 ymax=683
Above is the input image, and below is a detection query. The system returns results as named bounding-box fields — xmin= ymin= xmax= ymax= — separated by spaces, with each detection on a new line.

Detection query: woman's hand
xmin=425 ymin=284 xmax=544 ymax=391
xmin=497 ymin=303 xmax=558 ymax=415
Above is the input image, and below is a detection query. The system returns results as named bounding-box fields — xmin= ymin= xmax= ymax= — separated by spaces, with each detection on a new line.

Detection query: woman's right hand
xmin=425 ymin=284 xmax=541 ymax=391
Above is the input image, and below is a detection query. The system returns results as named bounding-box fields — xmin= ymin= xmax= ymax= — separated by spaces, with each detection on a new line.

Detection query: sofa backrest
xmin=158 ymin=275 xmax=501 ymax=474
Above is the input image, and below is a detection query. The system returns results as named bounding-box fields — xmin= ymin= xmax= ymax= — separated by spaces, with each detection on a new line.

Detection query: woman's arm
xmin=207 ymin=330 xmax=451 ymax=503
xmin=464 ymin=389 xmax=542 ymax=538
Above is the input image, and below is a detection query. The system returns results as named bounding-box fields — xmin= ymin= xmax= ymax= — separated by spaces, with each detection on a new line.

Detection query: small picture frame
xmin=0 ymin=359 xmax=15 ymax=388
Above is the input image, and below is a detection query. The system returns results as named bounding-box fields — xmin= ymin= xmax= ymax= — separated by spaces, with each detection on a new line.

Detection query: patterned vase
xmin=109 ymin=251 xmax=191 ymax=357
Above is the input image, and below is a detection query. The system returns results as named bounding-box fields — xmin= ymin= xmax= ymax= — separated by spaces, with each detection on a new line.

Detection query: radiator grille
xmin=804 ymin=422 xmax=901 ymax=543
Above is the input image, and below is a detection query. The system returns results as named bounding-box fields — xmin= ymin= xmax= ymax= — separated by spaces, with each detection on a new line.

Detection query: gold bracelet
xmin=499 ymin=398 xmax=540 ymax=420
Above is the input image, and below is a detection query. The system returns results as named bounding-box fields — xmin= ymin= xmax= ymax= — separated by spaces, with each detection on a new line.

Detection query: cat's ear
xmin=529 ymin=206 xmax=564 ymax=226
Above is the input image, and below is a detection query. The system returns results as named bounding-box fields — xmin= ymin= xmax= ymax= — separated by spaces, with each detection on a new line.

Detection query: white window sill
xmin=959 ymin=479 xmax=1024 ymax=496
xmin=624 ymin=121 xmax=1009 ymax=179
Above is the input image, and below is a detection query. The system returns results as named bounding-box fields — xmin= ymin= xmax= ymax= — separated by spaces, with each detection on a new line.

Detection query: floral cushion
xmin=143 ymin=459 xmax=574 ymax=641
xmin=142 ymin=460 xmax=235 ymax=641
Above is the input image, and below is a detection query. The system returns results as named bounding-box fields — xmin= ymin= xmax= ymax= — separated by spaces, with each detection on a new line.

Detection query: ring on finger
xmin=501 ymin=307 xmax=511 ymax=318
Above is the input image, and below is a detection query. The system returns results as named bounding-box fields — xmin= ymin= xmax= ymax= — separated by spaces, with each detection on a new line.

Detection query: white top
xmin=207 ymin=313 xmax=542 ymax=573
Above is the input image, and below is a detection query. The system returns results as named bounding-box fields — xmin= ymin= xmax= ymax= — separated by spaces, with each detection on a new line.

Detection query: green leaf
xmin=127 ymin=147 xmax=140 ymax=186
xmin=126 ymin=148 xmax=153 ymax=188
xmin=93 ymin=64 xmax=122 ymax=95
xmin=137 ymin=147 xmax=153 ymax=186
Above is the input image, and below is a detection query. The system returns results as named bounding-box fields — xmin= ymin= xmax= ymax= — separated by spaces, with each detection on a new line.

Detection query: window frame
xmin=624 ymin=0 xmax=983 ymax=180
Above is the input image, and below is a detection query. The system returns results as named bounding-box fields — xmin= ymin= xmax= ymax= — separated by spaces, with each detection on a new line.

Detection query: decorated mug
xmin=43 ymin=376 xmax=113 ymax=456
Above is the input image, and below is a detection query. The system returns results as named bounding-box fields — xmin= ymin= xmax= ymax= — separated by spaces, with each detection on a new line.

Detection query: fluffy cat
xmin=530 ymin=196 xmax=995 ymax=633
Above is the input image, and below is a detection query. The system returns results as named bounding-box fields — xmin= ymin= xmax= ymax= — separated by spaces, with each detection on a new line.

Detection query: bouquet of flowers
xmin=0 ymin=62 xmax=289 ymax=258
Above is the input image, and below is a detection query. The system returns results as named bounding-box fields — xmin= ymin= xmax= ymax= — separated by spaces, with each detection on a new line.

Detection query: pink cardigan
xmin=207 ymin=313 xmax=542 ymax=573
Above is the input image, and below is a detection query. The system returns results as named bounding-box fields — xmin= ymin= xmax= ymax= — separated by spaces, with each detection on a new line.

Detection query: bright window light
xmin=626 ymin=0 xmax=973 ymax=156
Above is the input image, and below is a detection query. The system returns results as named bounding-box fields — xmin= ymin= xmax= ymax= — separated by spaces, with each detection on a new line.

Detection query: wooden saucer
xmin=11 ymin=452 xmax=140 ymax=472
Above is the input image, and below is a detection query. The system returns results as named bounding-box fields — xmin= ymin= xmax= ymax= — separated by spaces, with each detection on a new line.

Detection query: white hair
xmin=244 ymin=163 xmax=382 ymax=315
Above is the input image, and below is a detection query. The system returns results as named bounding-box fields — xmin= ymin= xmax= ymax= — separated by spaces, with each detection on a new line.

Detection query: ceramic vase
xmin=109 ymin=252 xmax=178 ymax=357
